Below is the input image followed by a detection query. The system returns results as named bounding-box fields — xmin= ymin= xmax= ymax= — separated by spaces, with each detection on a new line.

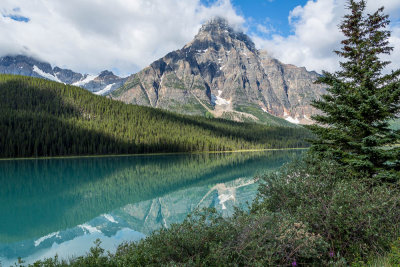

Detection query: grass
xmin=366 ymin=238 xmax=400 ymax=267
xmin=235 ymin=104 xmax=296 ymax=127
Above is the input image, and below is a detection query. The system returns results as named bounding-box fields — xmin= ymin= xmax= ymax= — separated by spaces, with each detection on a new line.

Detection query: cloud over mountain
xmin=0 ymin=0 xmax=399 ymax=75
xmin=0 ymin=0 xmax=244 ymax=75
xmin=252 ymin=0 xmax=400 ymax=73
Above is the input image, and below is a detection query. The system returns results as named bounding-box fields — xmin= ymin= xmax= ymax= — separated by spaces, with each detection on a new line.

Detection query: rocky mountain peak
xmin=111 ymin=19 xmax=326 ymax=125
xmin=199 ymin=17 xmax=231 ymax=34
xmin=187 ymin=17 xmax=256 ymax=54
xmin=98 ymin=70 xmax=115 ymax=78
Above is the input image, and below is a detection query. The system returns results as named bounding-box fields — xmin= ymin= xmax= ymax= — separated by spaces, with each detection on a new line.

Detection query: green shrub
xmin=255 ymin=154 xmax=400 ymax=263
xmin=28 ymin=240 xmax=113 ymax=267
xmin=387 ymin=237 xmax=400 ymax=266
xmin=109 ymin=209 xmax=328 ymax=266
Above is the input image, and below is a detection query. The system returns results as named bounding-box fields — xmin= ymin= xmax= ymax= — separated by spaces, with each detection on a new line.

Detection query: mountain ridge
xmin=111 ymin=17 xmax=326 ymax=125
xmin=0 ymin=55 xmax=126 ymax=95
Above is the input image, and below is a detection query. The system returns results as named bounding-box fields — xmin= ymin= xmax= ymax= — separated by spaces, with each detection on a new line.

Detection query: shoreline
xmin=0 ymin=147 xmax=308 ymax=161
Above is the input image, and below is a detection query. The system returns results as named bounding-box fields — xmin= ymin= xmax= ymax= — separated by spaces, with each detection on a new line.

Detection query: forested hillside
xmin=0 ymin=74 xmax=310 ymax=158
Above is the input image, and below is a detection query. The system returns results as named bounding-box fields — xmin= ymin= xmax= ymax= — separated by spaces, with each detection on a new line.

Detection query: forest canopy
xmin=0 ymin=74 xmax=311 ymax=158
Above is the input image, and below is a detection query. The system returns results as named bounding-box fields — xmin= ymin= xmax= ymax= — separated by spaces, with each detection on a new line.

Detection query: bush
xmin=387 ymin=238 xmax=400 ymax=265
xmin=111 ymin=209 xmax=328 ymax=266
xmin=27 ymin=239 xmax=112 ymax=267
xmin=255 ymin=154 xmax=400 ymax=263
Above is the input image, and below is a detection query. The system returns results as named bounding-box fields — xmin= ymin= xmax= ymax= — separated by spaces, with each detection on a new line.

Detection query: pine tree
xmin=307 ymin=0 xmax=400 ymax=180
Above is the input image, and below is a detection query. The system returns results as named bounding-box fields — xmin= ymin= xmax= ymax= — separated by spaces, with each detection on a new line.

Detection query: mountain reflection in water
xmin=0 ymin=150 xmax=303 ymax=265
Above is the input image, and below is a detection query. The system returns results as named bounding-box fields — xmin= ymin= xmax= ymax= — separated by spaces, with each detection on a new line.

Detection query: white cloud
xmin=1 ymin=0 xmax=399 ymax=76
xmin=367 ymin=0 xmax=400 ymax=18
xmin=256 ymin=24 xmax=274 ymax=35
xmin=0 ymin=0 xmax=244 ymax=76
xmin=252 ymin=0 xmax=400 ymax=73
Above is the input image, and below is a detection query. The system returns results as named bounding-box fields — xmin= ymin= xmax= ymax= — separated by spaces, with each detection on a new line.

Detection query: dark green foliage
xmin=386 ymin=238 xmax=400 ymax=265
xmin=108 ymin=210 xmax=327 ymax=267
xmin=204 ymin=111 xmax=214 ymax=119
xmin=255 ymin=154 xmax=400 ymax=263
xmin=0 ymin=74 xmax=311 ymax=158
xmin=306 ymin=0 xmax=400 ymax=178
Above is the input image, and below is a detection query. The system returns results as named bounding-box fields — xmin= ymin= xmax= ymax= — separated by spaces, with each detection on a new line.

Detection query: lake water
xmin=0 ymin=150 xmax=302 ymax=266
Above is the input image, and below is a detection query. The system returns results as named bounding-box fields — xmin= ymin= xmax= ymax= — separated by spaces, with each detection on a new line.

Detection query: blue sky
xmin=204 ymin=0 xmax=400 ymax=37
xmin=227 ymin=0 xmax=308 ymax=37
xmin=3 ymin=14 xmax=29 ymax=22
xmin=1 ymin=0 xmax=400 ymax=76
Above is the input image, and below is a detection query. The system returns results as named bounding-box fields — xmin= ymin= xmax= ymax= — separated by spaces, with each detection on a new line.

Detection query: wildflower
xmin=329 ymin=251 xmax=334 ymax=257
xmin=292 ymin=261 xmax=297 ymax=266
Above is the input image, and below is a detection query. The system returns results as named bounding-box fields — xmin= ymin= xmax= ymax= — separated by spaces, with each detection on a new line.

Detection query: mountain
xmin=0 ymin=74 xmax=311 ymax=158
xmin=0 ymin=55 xmax=126 ymax=95
xmin=110 ymin=18 xmax=326 ymax=125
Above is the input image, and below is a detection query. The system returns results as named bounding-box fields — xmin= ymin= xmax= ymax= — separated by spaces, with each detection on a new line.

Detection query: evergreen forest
xmin=0 ymin=74 xmax=310 ymax=158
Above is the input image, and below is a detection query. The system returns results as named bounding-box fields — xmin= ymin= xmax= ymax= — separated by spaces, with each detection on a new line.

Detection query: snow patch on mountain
xmin=73 ymin=74 xmax=96 ymax=86
xmin=285 ymin=116 xmax=300 ymax=124
xmin=211 ymin=90 xmax=230 ymax=106
xmin=33 ymin=65 xmax=61 ymax=83
xmin=94 ymin=83 xmax=115 ymax=95
xmin=261 ymin=107 xmax=269 ymax=113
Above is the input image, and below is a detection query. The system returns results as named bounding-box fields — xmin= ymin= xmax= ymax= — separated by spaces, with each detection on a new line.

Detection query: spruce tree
xmin=307 ymin=0 xmax=400 ymax=179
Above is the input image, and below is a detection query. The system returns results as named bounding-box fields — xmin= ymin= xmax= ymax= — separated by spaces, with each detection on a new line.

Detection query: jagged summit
xmin=111 ymin=18 xmax=326 ymax=125
xmin=98 ymin=70 xmax=115 ymax=77
xmin=199 ymin=17 xmax=232 ymax=33
xmin=188 ymin=17 xmax=256 ymax=54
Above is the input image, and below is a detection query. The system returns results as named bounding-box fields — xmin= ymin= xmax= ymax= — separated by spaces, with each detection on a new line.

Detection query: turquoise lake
xmin=0 ymin=150 xmax=302 ymax=266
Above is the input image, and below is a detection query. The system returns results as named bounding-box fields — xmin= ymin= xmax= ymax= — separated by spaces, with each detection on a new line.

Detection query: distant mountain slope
xmin=0 ymin=55 xmax=126 ymax=95
xmin=0 ymin=74 xmax=310 ymax=158
xmin=111 ymin=18 xmax=326 ymax=125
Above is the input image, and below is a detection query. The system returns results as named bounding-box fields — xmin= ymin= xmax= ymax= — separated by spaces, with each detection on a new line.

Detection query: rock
xmin=111 ymin=17 xmax=326 ymax=124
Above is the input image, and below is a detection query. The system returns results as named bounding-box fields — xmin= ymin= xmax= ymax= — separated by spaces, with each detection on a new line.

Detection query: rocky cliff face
xmin=111 ymin=18 xmax=325 ymax=124
xmin=0 ymin=55 xmax=126 ymax=95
